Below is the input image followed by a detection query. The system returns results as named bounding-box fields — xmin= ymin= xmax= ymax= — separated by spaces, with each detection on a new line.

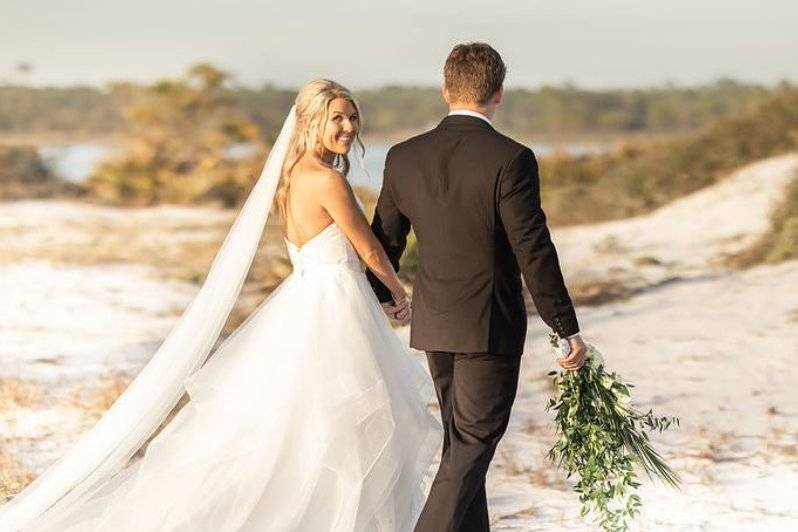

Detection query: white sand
xmin=1 ymin=152 xmax=797 ymax=530
xmin=0 ymin=200 xmax=239 ymax=275
xmin=0 ymin=261 xmax=196 ymax=381
xmin=481 ymin=258 xmax=798 ymax=530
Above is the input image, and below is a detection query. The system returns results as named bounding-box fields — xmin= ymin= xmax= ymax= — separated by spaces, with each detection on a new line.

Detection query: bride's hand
xmin=382 ymin=294 xmax=411 ymax=326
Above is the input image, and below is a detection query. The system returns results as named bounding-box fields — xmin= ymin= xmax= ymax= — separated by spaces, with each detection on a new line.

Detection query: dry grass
xmin=763 ymin=415 xmax=798 ymax=461
xmin=567 ymin=279 xmax=639 ymax=306
xmin=0 ymin=207 xmax=237 ymax=275
xmin=498 ymin=446 xmax=570 ymax=491
xmin=0 ymin=451 xmax=33 ymax=503
xmin=0 ymin=372 xmax=195 ymax=496
xmin=686 ymin=422 xmax=798 ymax=470
xmin=0 ymin=378 xmax=42 ymax=409
xmin=540 ymin=88 xmax=798 ymax=227
xmin=63 ymin=372 xmax=132 ymax=421
xmin=767 ymin=442 xmax=798 ymax=459
xmin=521 ymin=277 xmax=644 ymax=309
xmin=728 ymin=171 xmax=798 ymax=267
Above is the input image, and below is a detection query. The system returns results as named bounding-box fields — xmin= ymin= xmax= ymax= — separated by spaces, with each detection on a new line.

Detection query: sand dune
xmin=555 ymin=153 xmax=798 ymax=293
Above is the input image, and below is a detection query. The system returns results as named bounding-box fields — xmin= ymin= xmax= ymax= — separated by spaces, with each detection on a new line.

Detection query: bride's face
xmin=319 ymin=98 xmax=359 ymax=156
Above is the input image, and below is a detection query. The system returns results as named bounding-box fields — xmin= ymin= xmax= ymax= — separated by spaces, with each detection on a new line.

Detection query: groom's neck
xmin=448 ymin=103 xmax=497 ymax=120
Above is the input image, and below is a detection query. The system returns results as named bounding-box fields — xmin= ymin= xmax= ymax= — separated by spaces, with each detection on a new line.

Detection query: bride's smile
xmin=321 ymin=98 xmax=359 ymax=158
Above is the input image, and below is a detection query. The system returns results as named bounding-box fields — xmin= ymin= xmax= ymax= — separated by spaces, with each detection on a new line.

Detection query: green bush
xmin=734 ymin=173 xmax=798 ymax=266
xmin=0 ymin=145 xmax=82 ymax=199
xmin=540 ymin=88 xmax=798 ymax=226
xmin=87 ymin=64 xmax=267 ymax=206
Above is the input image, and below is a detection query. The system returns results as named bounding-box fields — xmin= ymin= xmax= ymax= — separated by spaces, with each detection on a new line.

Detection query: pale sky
xmin=1 ymin=0 xmax=796 ymax=89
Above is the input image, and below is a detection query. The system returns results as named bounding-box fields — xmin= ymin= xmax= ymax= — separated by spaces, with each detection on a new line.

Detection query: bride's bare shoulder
xmin=295 ymin=158 xmax=343 ymax=183
xmin=297 ymin=163 xmax=350 ymax=195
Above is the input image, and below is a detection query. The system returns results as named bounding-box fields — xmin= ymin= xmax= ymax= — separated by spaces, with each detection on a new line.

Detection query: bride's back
xmin=284 ymin=156 xmax=336 ymax=247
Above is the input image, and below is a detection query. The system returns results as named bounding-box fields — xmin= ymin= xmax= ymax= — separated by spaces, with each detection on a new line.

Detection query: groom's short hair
xmin=444 ymin=42 xmax=506 ymax=105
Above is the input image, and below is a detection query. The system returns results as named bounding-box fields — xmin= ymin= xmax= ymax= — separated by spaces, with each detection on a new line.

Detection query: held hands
xmin=381 ymin=293 xmax=411 ymax=326
xmin=556 ymin=334 xmax=587 ymax=372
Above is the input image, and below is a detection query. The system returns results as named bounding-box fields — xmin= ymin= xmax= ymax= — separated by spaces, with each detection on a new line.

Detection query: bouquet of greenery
xmin=546 ymin=334 xmax=681 ymax=531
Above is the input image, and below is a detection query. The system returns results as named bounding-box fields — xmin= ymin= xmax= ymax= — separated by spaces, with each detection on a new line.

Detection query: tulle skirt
xmin=28 ymin=265 xmax=441 ymax=531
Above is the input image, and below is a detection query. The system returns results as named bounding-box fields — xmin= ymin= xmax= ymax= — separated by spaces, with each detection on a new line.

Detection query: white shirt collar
xmin=446 ymin=109 xmax=492 ymax=126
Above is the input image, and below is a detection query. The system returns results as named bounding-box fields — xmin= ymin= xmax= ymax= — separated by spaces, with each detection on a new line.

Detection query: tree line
xmin=0 ymin=73 xmax=785 ymax=139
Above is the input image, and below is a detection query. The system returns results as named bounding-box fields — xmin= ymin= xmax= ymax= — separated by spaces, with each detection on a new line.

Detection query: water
xmin=36 ymin=140 xmax=610 ymax=191
xmin=34 ymin=142 xmax=391 ymax=190
xmin=38 ymin=143 xmax=112 ymax=183
xmin=349 ymin=143 xmax=389 ymax=189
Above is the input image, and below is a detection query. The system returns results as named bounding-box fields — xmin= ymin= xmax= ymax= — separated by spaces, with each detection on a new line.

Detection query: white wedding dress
xmin=22 ymin=221 xmax=441 ymax=531
xmin=0 ymin=105 xmax=441 ymax=532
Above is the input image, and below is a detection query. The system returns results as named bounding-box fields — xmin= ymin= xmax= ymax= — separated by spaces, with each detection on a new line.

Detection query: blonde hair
xmin=275 ymin=78 xmax=365 ymax=221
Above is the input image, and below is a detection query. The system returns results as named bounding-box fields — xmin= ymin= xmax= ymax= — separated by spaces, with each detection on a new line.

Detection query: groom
xmin=367 ymin=42 xmax=586 ymax=532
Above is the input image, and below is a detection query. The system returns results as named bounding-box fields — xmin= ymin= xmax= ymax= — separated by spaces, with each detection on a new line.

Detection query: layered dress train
xmin=25 ymin=222 xmax=441 ymax=532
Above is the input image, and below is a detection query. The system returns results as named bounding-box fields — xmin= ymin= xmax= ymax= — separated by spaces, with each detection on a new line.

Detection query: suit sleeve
xmin=497 ymin=147 xmax=580 ymax=338
xmin=366 ymin=148 xmax=411 ymax=303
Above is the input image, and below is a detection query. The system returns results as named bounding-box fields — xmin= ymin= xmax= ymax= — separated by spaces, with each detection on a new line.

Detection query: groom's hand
xmin=557 ymin=334 xmax=586 ymax=372
xmin=381 ymin=298 xmax=411 ymax=326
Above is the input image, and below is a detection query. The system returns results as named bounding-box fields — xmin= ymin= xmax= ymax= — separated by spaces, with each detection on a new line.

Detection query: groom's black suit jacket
xmin=367 ymin=114 xmax=579 ymax=355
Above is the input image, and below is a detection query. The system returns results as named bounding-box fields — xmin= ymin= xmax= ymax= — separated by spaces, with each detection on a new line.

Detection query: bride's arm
xmin=318 ymin=169 xmax=408 ymax=303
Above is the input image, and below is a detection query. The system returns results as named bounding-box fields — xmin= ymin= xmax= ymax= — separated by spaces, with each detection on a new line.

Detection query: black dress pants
xmin=414 ymin=351 xmax=522 ymax=532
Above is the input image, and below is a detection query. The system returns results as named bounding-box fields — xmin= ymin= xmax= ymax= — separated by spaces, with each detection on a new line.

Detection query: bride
xmin=0 ymin=79 xmax=442 ymax=531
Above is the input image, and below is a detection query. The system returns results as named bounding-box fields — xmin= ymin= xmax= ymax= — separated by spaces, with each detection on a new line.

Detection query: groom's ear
xmin=441 ymin=83 xmax=452 ymax=105
xmin=493 ymin=86 xmax=504 ymax=106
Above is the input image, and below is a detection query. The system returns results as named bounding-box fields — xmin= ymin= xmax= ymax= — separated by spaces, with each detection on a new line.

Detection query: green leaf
xmin=544 ymin=344 xmax=680 ymax=532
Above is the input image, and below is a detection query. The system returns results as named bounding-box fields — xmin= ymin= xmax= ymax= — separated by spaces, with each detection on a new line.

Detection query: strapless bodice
xmin=284 ymin=223 xmax=361 ymax=275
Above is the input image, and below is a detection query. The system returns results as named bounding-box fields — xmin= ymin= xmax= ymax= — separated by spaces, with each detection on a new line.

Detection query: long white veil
xmin=0 ymin=106 xmax=297 ymax=531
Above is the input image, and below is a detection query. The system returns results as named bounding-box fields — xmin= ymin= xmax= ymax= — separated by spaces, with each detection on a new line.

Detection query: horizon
xmin=1 ymin=74 xmax=792 ymax=93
